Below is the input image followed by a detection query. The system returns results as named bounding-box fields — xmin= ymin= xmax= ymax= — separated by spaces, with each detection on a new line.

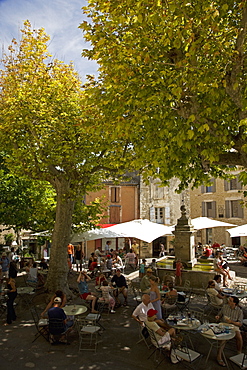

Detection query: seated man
xmin=140 ymin=268 xmax=155 ymax=293
xmin=132 ymin=294 xmax=170 ymax=330
xmin=111 ymin=269 xmax=128 ymax=306
xmin=48 ymin=297 xmax=73 ymax=343
xmin=215 ymin=296 xmax=243 ymax=367
xmin=213 ymin=274 xmax=223 ymax=292
xmin=145 ymin=309 xmax=176 ymax=349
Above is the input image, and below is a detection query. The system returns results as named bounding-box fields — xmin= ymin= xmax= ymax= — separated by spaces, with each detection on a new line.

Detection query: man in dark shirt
xmin=111 ymin=269 xmax=128 ymax=307
xmin=48 ymin=297 xmax=73 ymax=342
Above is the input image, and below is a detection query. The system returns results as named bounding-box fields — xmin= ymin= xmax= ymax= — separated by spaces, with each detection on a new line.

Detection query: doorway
xmin=153 ymin=236 xmax=167 ymax=257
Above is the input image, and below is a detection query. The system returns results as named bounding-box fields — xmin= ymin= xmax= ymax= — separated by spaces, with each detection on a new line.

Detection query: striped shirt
xmin=219 ymin=304 xmax=243 ymax=325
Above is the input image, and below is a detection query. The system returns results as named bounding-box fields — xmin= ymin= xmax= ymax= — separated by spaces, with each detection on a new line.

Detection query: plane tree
xmin=0 ymin=21 xmax=134 ymax=292
xmin=81 ymin=0 xmax=247 ymax=189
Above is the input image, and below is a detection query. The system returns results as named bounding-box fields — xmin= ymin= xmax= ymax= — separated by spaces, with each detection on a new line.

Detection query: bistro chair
xmin=48 ymin=317 xmax=69 ymax=344
xmin=145 ymin=324 xmax=172 ymax=368
xmin=75 ymin=317 xmax=101 ymax=352
xmin=173 ymin=338 xmax=202 ymax=370
xmin=30 ymin=306 xmax=49 ymax=343
xmin=229 ymin=352 xmax=247 ymax=369
xmin=84 ymin=302 xmax=105 ymax=331
xmin=176 ymin=290 xmax=191 ymax=313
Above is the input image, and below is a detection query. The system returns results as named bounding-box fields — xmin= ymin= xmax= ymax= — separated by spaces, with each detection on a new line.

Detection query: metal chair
xmin=75 ymin=317 xmax=101 ymax=352
xmin=30 ymin=306 xmax=49 ymax=343
xmin=48 ymin=317 xmax=69 ymax=344
xmin=132 ymin=285 xmax=143 ymax=307
xmin=84 ymin=302 xmax=105 ymax=331
xmin=174 ymin=338 xmax=202 ymax=369
xmin=145 ymin=324 xmax=172 ymax=368
xmin=229 ymin=352 xmax=247 ymax=369
xmin=176 ymin=290 xmax=191 ymax=313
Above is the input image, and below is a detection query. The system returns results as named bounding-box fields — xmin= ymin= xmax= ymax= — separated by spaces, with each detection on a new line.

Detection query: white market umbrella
xmin=107 ymin=219 xmax=173 ymax=243
xmin=191 ymin=217 xmax=236 ymax=230
xmin=227 ymin=224 xmax=247 ymax=237
xmin=71 ymin=227 xmax=126 ymax=243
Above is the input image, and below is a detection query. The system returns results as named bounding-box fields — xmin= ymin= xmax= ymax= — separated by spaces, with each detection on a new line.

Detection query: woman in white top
xmin=206 ymin=280 xmax=224 ymax=307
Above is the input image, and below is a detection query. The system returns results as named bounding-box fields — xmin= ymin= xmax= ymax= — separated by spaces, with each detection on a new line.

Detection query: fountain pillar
xmin=173 ymin=205 xmax=197 ymax=268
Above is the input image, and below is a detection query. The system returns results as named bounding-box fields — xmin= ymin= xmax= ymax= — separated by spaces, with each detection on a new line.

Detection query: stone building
xmin=140 ymin=177 xmax=190 ymax=256
xmin=189 ymin=173 xmax=247 ymax=247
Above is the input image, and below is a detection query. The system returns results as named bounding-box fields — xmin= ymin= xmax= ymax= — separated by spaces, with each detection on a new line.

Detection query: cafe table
xmin=222 ymin=287 xmax=247 ymax=303
xmin=167 ymin=315 xmax=201 ymax=349
xmin=17 ymin=286 xmax=36 ymax=307
xmin=63 ymin=304 xmax=88 ymax=316
xmin=198 ymin=322 xmax=235 ymax=368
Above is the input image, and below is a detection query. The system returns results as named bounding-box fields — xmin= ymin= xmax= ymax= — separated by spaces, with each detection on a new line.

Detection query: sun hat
xmin=147 ymin=309 xmax=158 ymax=317
xmin=146 ymin=268 xmax=153 ymax=272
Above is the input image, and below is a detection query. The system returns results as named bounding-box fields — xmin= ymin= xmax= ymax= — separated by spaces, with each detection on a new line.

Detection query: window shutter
xmin=212 ymin=201 xmax=216 ymax=218
xmin=201 ymin=185 xmax=205 ymax=194
xmin=225 ymin=200 xmax=230 ymax=218
xmin=237 ymin=201 xmax=244 ymax=218
xmin=236 ymin=176 xmax=242 ymax=190
xmin=224 ymin=180 xmax=229 ymax=191
xmin=202 ymin=202 xmax=206 ymax=217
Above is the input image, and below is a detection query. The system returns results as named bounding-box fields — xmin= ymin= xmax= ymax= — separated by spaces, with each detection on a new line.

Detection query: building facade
xmin=190 ymin=174 xmax=247 ymax=247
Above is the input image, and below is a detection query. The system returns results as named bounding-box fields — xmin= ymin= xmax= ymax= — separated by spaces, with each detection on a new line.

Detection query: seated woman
xmin=41 ymin=290 xmax=67 ymax=318
xmin=77 ymin=271 xmax=98 ymax=313
xmin=206 ymin=280 xmax=224 ymax=307
xmin=26 ymin=262 xmax=45 ymax=286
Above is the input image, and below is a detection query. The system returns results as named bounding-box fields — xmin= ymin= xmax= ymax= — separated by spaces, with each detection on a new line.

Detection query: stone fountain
xmin=172 ymin=204 xmax=197 ymax=268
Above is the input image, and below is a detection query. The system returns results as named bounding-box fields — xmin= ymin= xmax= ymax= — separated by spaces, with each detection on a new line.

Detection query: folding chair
xmin=132 ymin=285 xmax=143 ymax=307
xmin=30 ymin=306 xmax=49 ymax=343
xmin=145 ymin=324 xmax=172 ymax=368
xmin=136 ymin=321 xmax=152 ymax=349
xmin=176 ymin=290 xmax=191 ymax=313
xmin=174 ymin=338 xmax=202 ymax=369
xmin=48 ymin=317 xmax=69 ymax=344
xmin=75 ymin=317 xmax=101 ymax=352
xmin=229 ymin=352 xmax=247 ymax=369
xmin=84 ymin=302 xmax=105 ymax=331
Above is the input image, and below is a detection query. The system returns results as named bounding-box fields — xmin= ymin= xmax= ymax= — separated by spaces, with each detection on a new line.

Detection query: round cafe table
xmin=167 ymin=315 xmax=201 ymax=349
xmin=198 ymin=323 xmax=235 ymax=367
xmin=63 ymin=304 xmax=87 ymax=316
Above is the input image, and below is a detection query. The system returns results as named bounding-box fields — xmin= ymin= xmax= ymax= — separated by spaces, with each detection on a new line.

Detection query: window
xmin=225 ymin=200 xmax=244 ymax=218
xmin=154 ymin=184 xmax=164 ymax=199
xmin=224 ymin=177 xmax=242 ymax=191
xmin=110 ymin=187 xmax=120 ymax=203
xmin=155 ymin=207 xmax=164 ymax=224
xmin=201 ymin=179 xmax=216 ymax=193
xmin=202 ymin=201 xmax=216 ymax=218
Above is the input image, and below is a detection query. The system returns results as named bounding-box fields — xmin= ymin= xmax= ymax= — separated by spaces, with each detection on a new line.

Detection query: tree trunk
xmin=45 ymin=178 xmax=75 ymax=294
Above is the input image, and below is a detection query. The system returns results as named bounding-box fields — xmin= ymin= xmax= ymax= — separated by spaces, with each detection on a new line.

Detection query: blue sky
xmin=0 ymin=0 xmax=98 ymax=80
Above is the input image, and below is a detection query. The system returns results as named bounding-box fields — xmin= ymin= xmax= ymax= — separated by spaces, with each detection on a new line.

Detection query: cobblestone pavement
xmin=1 ymin=262 xmax=247 ymax=370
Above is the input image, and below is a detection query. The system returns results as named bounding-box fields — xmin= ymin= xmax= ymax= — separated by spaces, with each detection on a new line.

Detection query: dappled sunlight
xmin=121 ymin=346 xmax=131 ymax=351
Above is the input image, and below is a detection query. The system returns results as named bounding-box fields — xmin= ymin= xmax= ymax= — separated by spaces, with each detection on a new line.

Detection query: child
xmin=100 ymin=280 xmax=116 ymax=313
xmin=139 ymin=259 xmax=146 ymax=278
xmin=175 ymin=259 xmax=183 ymax=286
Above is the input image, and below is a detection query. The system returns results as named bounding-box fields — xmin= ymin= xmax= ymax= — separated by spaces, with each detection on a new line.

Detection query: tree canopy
xmin=0 ymin=21 xmax=134 ymax=292
xmin=81 ymin=0 xmax=247 ymax=189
